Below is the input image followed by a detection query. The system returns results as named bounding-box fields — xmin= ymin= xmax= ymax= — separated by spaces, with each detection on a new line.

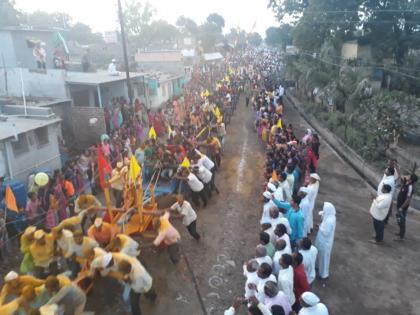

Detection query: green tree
xmin=198 ymin=22 xmax=223 ymax=51
xmin=176 ymin=16 xmax=198 ymax=36
xmin=0 ymin=0 xmax=21 ymax=27
xmin=68 ymin=23 xmax=104 ymax=44
xmin=248 ymin=32 xmax=262 ymax=47
xmin=206 ymin=13 xmax=225 ymax=32
xmin=265 ymin=27 xmax=282 ymax=46
xmin=144 ymin=20 xmax=180 ymax=46
xmin=123 ymin=0 xmax=155 ymax=38
xmin=22 ymin=11 xmax=72 ymax=28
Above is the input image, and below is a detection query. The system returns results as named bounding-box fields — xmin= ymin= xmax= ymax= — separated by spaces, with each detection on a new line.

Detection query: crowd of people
xmin=0 ymin=57 xmax=250 ymax=315
xmin=224 ymin=51 xmax=333 ymax=315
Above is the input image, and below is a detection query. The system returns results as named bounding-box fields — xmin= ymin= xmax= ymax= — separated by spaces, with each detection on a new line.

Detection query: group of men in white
xmin=225 ymin=169 xmax=337 ymax=315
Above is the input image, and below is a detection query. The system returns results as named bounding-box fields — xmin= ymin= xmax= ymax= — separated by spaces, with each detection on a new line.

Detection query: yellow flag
xmin=168 ymin=124 xmax=173 ymax=135
xmin=277 ymin=118 xmax=282 ymax=129
xmin=129 ymin=155 xmax=141 ymax=182
xmin=204 ymin=89 xmax=210 ymax=97
xmin=180 ymin=157 xmax=190 ymax=168
xmin=148 ymin=126 xmax=157 ymax=139
xmin=224 ymin=75 xmax=230 ymax=83
xmin=214 ymin=107 xmax=221 ymax=119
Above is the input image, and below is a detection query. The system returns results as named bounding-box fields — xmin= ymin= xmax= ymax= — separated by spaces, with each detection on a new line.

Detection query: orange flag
xmin=271 ymin=170 xmax=278 ymax=182
xmin=5 ymin=186 xmax=18 ymax=212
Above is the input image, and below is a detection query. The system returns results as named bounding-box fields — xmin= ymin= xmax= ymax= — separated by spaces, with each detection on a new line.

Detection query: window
xmin=12 ymin=134 xmax=29 ymax=156
xmin=35 ymin=127 xmax=49 ymax=146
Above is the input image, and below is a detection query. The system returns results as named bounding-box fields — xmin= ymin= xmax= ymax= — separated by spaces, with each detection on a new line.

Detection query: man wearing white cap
xmin=299 ymin=291 xmax=329 ymax=315
xmin=87 ymin=217 xmax=114 ymax=247
xmin=298 ymin=186 xmax=311 ymax=236
xmin=0 ymin=271 xmax=44 ymax=305
xmin=307 ymin=173 xmax=321 ymax=234
xmin=314 ymin=202 xmax=336 ymax=280
xmin=261 ymin=191 xmax=276 ymax=224
xmin=108 ymin=58 xmax=119 ymax=76
xmin=30 ymin=230 xmax=57 ymax=278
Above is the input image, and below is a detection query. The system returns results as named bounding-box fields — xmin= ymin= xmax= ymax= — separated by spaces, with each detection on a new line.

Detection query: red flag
xmin=97 ymin=147 xmax=111 ymax=190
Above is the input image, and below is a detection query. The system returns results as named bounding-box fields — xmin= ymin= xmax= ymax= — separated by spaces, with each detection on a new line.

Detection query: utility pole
xmin=117 ymin=0 xmax=133 ymax=105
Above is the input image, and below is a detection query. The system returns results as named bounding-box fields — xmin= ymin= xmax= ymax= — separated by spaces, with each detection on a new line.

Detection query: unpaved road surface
xmin=2 ymin=95 xmax=420 ymax=315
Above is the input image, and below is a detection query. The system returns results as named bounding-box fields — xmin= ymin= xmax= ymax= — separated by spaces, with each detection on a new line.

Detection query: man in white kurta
xmin=306 ymin=173 xmax=321 ymax=234
xmin=314 ymin=202 xmax=336 ymax=279
xmin=261 ymin=191 xmax=276 ymax=224
xmin=299 ymin=237 xmax=318 ymax=284
xmin=299 ymin=291 xmax=329 ymax=315
xmin=298 ymin=186 xmax=311 ymax=236
xmin=277 ymin=253 xmax=295 ymax=306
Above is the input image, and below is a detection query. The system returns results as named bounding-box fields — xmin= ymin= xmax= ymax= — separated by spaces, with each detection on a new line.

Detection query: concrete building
xmin=146 ymin=72 xmax=185 ymax=108
xmin=341 ymin=40 xmax=372 ymax=61
xmin=0 ymin=26 xmax=67 ymax=70
xmin=66 ymin=71 xmax=148 ymax=107
xmin=0 ymin=105 xmax=62 ymax=182
xmin=135 ymin=50 xmax=185 ymax=76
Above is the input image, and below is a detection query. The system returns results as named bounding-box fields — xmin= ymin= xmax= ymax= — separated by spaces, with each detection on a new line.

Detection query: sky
xmin=14 ymin=0 xmax=279 ymax=37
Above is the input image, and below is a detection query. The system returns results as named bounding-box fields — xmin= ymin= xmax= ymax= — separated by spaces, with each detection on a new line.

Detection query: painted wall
xmin=5 ymin=123 xmax=62 ymax=182
xmin=0 ymin=68 xmax=67 ymax=98
xmin=0 ymin=32 xmax=16 ymax=68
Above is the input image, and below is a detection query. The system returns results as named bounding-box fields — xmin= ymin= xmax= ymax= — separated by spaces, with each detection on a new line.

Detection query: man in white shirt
xmin=192 ymin=165 xmax=213 ymax=198
xmin=255 ymin=245 xmax=273 ymax=267
xmin=299 ymin=237 xmax=318 ymax=285
xmin=224 ymin=296 xmax=272 ymax=315
xmin=278 ymin=172 xmax=292 ymax=202
xmin=117 ymin=258 xmax=156 ymax=315
xmin=298 ymin=186 xmax=311 ymax=236
xmin=299 ymin=291 xmax=329 ymax=315
xmin=169 ymin=194 xmax=200 ymax=240
xmin=274 ymin=223 xmax=291 ymax=251
xmin=369 ymin=184 xmax=393 ymax=244
xmin=277 ymin=253 xmax=295 ymax=306
xmin=261 ymin=192 xmax=276 ymax=224
xmin=252 ymin=263 xmax=276 ymax=304
xmin=243 ymin=259 xmax=260 ymax=298
xmin=272 ymin=239 xmax=291 ymax=276
xmin=175 ymin=168 xmax=207 ymax=207
xmin=107 ymin=59 xmax=119 ymax=76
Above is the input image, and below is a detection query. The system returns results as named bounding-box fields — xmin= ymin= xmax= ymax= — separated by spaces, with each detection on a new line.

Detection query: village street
xmin=82 ymin=95 xmax=420 ymax=315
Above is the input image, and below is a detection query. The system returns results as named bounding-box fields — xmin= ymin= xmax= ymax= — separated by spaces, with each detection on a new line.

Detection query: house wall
xmin=341 ymin=42 xmax=358 ymax=60
xmin=5 ymin=123 xmax=62 ymax=182
xmin=137 ymin=62 xmax=185 ymax=76
xmin=0 ymin=32 xmax=16 ymax=68
xmin=69 ymin=106 xmax=106 ymax=149
xmin=11 ymin=30 xmax=56 ymax=69
xmin=0 ymin=143 xmax=8 ymax=178
xmin=0 ymin=68 xmax=67 ymax=98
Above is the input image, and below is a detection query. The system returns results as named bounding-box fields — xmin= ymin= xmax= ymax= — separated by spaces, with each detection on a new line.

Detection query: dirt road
xmin=2 ymin=94 xmax=419 ymax=315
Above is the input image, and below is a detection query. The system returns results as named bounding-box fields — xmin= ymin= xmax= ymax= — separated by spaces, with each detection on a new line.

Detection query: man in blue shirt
xmin=272 ymin=195 xmax=304 ymax=248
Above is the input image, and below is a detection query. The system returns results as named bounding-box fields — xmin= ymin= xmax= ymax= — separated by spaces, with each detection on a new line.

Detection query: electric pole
xmin=117 ymin=0 xmax=133 ymax=105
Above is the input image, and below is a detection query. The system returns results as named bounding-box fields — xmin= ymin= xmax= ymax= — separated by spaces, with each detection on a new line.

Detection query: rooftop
xmin=145 ymin=71 xmax=184 ymax=83
xmin=65 ymin=71 xmax=147 ymax=86
xmin=0 ymin=105 xmax=61 ymax=141
xmin=135 ymin=50 xmax=183 ymax=63
xmin=203 ymin=52 xmax=224 ymax=61
xmin=0 ymin=26 xmax=66 ymax=33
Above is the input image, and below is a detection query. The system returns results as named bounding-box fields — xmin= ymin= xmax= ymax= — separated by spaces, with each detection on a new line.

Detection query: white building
xmin=0 ymin=105 xmax=62 ymax=182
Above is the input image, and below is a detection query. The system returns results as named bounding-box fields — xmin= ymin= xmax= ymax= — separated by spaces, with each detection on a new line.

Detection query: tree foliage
xmin=248 ymin=32 xmax=263 ymax=46
xmin=0 ymin=0 xmax=21 ymax=27
xmin=67 ymin=23 xmax=104 ymax=44
xmin=176 ymin=16 xmax=198 ymax=36
xmin=123 ymin=0 xmax=155 ymax=37
xmin=265 ymin=24 xmax=293 ymax=49
xmin=22 ymin=11 xmax=72 ymax=28
xmin=206 ymin=13 xmax=225 ymax=32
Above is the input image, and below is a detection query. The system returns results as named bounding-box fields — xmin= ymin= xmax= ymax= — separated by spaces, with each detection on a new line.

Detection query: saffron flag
xmin=148 ymin=126 xmax=157 ymax=139
xmin=272 ymin=170 xmax=278 ymax=182
xmin=97 ymin=147 xmax=112 ymax=190
xmin=5 ymin=186 xmax=18 ymax=212
xmin=129 ymin=155 xmax=141 ymax=183
xmin=180 ymin=157 xmax=190 ymax=168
